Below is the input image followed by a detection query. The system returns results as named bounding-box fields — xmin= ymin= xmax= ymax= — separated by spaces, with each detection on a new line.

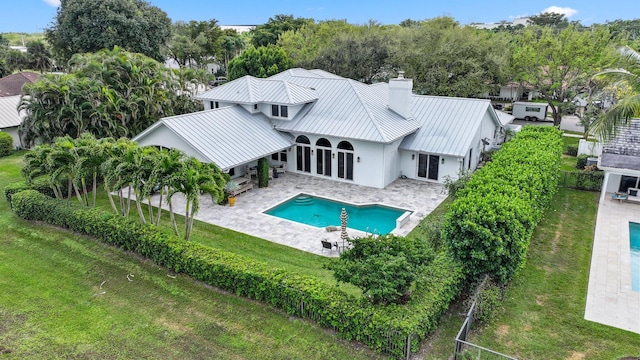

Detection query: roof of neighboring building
xmin=0 ymin=95 xmax=23 ymax=129
xmin=600 ymin=119 xmax=640 ymax=172
xmin=197 ymin=75 xmax=318 ymax=105
xmin=132 ymin=106 xmax=293 ymax=171
xmin=0 ymin=72 xmax=40 ymax=97
xmin=399 ymin=96 xmax=500 ymax=157
xmin=495 ymin=110 xmax=515 ymax=126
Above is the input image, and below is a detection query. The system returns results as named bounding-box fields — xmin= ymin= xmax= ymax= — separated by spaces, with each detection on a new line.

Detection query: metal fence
xmin=558 ymin=170 xmax=603 ymax=191
xmin=453 ymin=296 xmax=517 ymax=360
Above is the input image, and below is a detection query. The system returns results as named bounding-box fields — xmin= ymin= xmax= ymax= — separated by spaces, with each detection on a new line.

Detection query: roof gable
xmin=133 ymin=106 xmax=293 ymax=170
xmin=399 ymin=96 xmax=500 ymax=157
xmin=197 ymin=75 xmax=318 ymax=105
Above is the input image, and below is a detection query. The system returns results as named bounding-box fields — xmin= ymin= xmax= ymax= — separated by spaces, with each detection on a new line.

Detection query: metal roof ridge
xmin=347 ymin=79 xmax=386 ymax=142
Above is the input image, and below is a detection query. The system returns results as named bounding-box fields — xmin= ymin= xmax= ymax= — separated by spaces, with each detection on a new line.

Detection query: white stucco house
xmin=133 ymin=68 xmax=503 ymax=188
xmin=0 ymin=95 xmax=24 ymax=148
xmin=598 ymin=119 xmax=640 ymax=204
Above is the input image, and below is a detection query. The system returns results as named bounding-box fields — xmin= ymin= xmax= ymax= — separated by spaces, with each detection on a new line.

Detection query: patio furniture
xmin=627 ymin=188 xmax=640 ymax=204
xmin=612 ymin=192 xmax=627 ymax=203
xmin=245 ymin=165 xmax=257 ymax=178
xmin=274 ymin=163 xmax=286 ymax=175
xmin=321 ymin=240 xmax=338 ymax=253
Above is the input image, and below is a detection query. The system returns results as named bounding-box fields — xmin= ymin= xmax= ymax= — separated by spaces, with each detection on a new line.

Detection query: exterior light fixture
xmin=357 ymin=156 xmax=360 ymax=163
xmin=311 ymin=150 xmax=314 ymax=155
xmin=441 ymin=158 xmax=445 ymax=164
xmin=411 ymin=154 xmax=415 ymax=160
xmin=332 ymin=153 xmax=335 ymax=159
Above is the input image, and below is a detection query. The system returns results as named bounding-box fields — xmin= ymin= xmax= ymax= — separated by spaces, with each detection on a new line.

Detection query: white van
xmin=512 ymin=102 xmax=548 ymax=121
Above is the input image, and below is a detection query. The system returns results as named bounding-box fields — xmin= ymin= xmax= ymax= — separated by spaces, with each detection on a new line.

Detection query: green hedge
xmin=0 ymin=132 xmax=13 ymax=157
xmin=442 ymin=126 xmax=563 ymax=284
xmin=4 ymin=177 xmax=57 ymax=204
xmin=11 ymin=190 xmax=463 ymax=359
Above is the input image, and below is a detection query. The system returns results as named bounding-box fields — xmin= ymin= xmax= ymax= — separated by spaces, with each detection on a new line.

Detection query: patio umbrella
xmin=340 ymin=208 xmax=348 ymax=250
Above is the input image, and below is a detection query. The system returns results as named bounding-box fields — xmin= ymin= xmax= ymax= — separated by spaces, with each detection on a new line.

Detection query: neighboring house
xmin=134 ymin=68 xmax=502 ymax=188
xmin=481 ymin=82 xmax=540 ymax=102
xmin=0 ymin=95 xmax=24 ymax=148
xmin=598 ymin=119 xmax=640 ymax=204
xmin=0 ymin=71 xmax=40 ymax=97
xmin=469 ymin=17 xmax=529 ymax=30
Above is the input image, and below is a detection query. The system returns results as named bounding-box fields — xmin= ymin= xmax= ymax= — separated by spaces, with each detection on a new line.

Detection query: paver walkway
xmin=585 ymin=195 xmax=640 ymax=334
xmin=153 ymin=173 xmax=447 ymax=256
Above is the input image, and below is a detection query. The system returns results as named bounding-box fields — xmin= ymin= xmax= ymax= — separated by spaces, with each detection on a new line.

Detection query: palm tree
xmin=592 ymin=46 xmax=640 ymax=141
xmin=151 ymin=148 xmax=185 ymax=230
xmin=102 ymin=138 xmax=136 ymax=215
xmin=49 ymin=136 xmax=84 ymax=205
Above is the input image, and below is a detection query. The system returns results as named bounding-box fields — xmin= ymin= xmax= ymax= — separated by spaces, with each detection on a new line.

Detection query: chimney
xmin=388 ymin=71 xmax=413 ymax=118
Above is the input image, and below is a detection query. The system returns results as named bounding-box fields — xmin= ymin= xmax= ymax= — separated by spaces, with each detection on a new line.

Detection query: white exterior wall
xmin=292 ymin=133 xmax=389 ymax=188
xmin=134 ymin=125 xmax=209 ymax=163
xmin=1 ymin=127 xmax=21 ymax=148
xmin=605 ymin=173 xmax=622 ymax=193
xmin=382 ymin=139 xmax=402 ymax=187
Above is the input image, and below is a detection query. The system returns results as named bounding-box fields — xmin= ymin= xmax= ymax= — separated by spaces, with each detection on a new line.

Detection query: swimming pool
xmin=264 ymin=194 xmax=409 ymax=235
xmin=631 ymin=222 xmax=640 ymax=292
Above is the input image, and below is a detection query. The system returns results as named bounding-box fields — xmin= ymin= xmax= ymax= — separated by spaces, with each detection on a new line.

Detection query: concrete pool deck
xmin=151 ymin=173 xmax=447 ymax=257
xmin=585 ymin=195 xmax=640 ymax=334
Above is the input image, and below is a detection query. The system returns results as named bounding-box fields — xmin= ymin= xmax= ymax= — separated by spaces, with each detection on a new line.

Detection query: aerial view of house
xmin=134 ymin=69 xmax=502 ymax=188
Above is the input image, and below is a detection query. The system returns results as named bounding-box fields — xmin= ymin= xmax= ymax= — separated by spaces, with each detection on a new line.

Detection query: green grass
xmin=423 ymin=188 xmax=640 ymax=359
xmin=0 ymin=152 xmax=383 ymax=359
xmin=560 ymin=154 xmax=578 ymax=171
xmin=562 ymin=136 xmax=580 ymax=153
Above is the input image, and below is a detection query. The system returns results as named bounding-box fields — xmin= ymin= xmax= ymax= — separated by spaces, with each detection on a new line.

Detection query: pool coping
xmin=261 ymin=192 xmax=413 ymax=235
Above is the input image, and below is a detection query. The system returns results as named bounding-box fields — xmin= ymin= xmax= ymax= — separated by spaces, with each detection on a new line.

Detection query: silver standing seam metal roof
xmin=142 ymin=68 xmax=501 ymax=168
xmin=133 ymin=106 xmax=293 ymax=171
xmin=400 ymin=95 xmax=500 ymax=157
xmin=197 ymin=75 xmax=318 ymax=105
xmin=271 ymin=76 xmax=420 ymax=143
xmin=0 ymin=95 xmax=22 ymax=129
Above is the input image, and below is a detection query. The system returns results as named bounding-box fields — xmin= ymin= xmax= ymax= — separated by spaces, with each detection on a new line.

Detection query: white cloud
xmin=541 ymin=6 xmax=578 ymax=18
xmin=43 ymin=0 xmax=61 ymax=7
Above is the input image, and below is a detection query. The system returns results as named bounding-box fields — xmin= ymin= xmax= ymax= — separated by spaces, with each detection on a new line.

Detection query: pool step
xmin=294 ymin=196 xmax=314 ymax=206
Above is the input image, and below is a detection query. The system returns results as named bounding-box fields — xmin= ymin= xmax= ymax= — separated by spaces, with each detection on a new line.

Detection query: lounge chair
xmin=321 ymin=240 xmax=338 ymax=253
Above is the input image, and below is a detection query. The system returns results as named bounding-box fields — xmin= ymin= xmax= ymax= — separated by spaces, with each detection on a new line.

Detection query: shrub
xmin=12 ymin=190 xmax=464 ymax=359
xmin=327 ymin=234 xmax=435 ymax=304
xmin=257 ymin=157 xmax=269 ymax=188
xmin=464 ymin=276 xmax=503 ymax=323
xmin=442 ymin=126 xmax=563 ymax=284
xmin=565 ymin=145 xmax=578 ymax=156
xmin=4 ymin=177 xmax=56 ymax=204
xmin=576 ymin=154 xmax=589 ymax=169
xmin=0 ymin=132 xmax=13 ymax=157
xmin=443 ymin=170 xmax=471 ymax=199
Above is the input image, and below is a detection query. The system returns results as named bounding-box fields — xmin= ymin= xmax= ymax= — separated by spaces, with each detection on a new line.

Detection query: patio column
xmin=599 ymin=171 xmax=610 ymax=205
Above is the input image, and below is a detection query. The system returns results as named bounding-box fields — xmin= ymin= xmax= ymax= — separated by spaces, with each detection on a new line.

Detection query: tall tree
xmin=251 ymin=14 xmax=314 ymax=47
xmin=511 ymin=25 xmax=614 ymax=126
xmin=167 ymin=19 xmax=224 ymax=68
xmin=227 ymin=45 xmax=292 ymax=80
xmin=19 ymin=48 xmax=203 ymax=145
xmin=277 ymin=20 xmax=355 ymax=68
xmin=46 ymin=0 xmax=171 ymax=63
xmin=527 ymin=12 xmax=570 ymax=29
xmin=311 ymin=26 xmax=392 ymax=84
xmin=392 ymin=17 xmax=510 ymax=97
xmin=26 ymin=41 xmax=52 ymax=73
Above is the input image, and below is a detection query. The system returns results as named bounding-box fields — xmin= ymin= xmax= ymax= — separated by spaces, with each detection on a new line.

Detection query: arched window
xmin=296 ymin=135 xmax=311 ymax=172
xmin=337 ymin=141 xmax=354 ymax=180
xmin=316 ymin=138 xmax=332 ymax=176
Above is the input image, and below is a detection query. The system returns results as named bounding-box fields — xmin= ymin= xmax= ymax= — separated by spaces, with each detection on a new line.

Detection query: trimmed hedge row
xmin=442 ymin=126 xmax=563 ymax=284
xmin=11 ymin=189 xmax=463 ymax=358
xmin=4 ymin=177 xmax=57 ymax=204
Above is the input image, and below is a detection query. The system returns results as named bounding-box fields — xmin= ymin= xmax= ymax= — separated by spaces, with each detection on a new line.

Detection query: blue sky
xmin=2 ymin=0 xmax=638 ymax=33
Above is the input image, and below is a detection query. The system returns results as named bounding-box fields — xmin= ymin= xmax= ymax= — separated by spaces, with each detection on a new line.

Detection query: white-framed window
xmin=271 ymin=105 xmax=288 ymax=118
xmin=210 ymin=101 xmax=219 ymax=109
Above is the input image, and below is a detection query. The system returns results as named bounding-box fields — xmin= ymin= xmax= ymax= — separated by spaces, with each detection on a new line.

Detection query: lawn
xmin=420 ymin=188 xmax=640 ymax=359
xmin=0 ymin=152 xmax=382 ymax=359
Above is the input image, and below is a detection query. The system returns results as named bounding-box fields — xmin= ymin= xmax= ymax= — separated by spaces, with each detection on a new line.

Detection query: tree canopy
xmin=167 ymin=19 xmax=225 ymax=68
xmin=511 ymin=25 xmax=615 ymax=125
xmin=227 ymin=45 xmax=292 ymax=80
xmin=251 ymin=14 xmax=314 ymax=47
xmin=19 ymin=48 xmax=202 ymax=146
xmin=46 ymin=0 xmax=171 ymax=63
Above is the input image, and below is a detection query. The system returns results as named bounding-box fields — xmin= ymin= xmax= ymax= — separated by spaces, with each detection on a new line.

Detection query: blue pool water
xmin=631 ymin=222 xmax=640 ymax=292
xmin=264 ymin=194 xmax=408 ymax=235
